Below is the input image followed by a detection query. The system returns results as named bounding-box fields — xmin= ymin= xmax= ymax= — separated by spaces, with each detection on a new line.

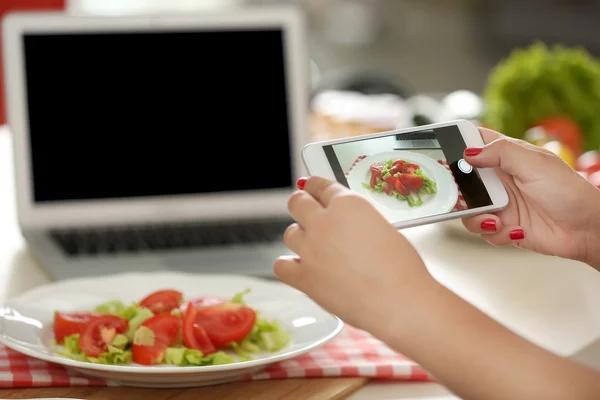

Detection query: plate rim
xmin=0 ymin=272 xmax=344 ymax=375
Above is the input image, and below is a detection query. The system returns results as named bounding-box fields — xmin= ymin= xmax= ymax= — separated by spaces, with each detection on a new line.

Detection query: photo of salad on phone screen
xmin=323 ymin=125 xmax=493 ymax=223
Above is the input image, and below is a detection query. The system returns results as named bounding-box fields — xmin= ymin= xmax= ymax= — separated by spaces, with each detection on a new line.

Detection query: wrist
xmin=582 ymin=189 xmax=600 ymax=270
xmin=584 ymin=213 xmax=600 ymax=271
xmin=367 ymin=272 xmax=443 ymax=350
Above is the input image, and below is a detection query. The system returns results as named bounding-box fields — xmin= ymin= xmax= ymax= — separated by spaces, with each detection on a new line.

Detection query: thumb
xmin=464 ymin=138 xmax=547 ymax=180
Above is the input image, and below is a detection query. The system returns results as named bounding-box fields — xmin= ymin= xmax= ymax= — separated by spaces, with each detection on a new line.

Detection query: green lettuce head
xmin=482 ymin=41 xmax=600 ymax=151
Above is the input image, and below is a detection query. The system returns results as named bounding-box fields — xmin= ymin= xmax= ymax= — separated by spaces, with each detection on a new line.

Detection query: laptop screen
xmin=22 ymin=29 xmax=291 ymax=203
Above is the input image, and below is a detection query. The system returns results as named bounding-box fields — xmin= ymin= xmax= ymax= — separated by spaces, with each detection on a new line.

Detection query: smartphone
xmin=301 ymin=119 xmax=509 ymax=229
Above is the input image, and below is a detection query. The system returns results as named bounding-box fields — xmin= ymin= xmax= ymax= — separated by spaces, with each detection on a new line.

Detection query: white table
xmin=2 ymin=125 xmax=600 ymax=400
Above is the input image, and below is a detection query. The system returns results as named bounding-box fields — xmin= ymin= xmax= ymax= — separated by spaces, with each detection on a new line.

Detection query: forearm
xmin=375 ymin=280 xmax=600 ymax=400
xmin=582 ymin=184 xmax=600 ymax=271
xmin=584 ymin=208 xmax=600 ymax=271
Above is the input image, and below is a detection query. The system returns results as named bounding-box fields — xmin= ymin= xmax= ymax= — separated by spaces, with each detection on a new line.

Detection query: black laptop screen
xmin=22 ymin=29 xmax=292 ymax=203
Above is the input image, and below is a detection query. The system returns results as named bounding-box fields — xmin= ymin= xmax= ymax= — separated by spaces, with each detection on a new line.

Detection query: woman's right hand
xmin=461 ymin=128 xmax=600 ymax=269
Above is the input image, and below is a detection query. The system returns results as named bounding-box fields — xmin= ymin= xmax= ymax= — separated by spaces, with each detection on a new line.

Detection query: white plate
xmin=347 ymin=150 xmax=459 ymax=223
xmin=0 ymin=272 xmax=343 ymax=388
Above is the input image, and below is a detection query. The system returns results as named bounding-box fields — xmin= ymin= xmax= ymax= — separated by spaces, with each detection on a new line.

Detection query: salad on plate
xmin=361 ymin=158 xmax=437 ymax=207
xmin=52 ymin=288 xmax=290 ymax=367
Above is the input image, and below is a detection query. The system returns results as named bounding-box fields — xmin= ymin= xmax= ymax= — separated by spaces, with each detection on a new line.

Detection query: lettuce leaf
xmin=94 ymin=300 xmax=140 ymax=320
xmin=164 ymin=347 xmax=234 ymax=366
xmin=228 ymin=289 xmax=290 ymax=360
xmin=58 ymin=333 xmax=132 ymax=365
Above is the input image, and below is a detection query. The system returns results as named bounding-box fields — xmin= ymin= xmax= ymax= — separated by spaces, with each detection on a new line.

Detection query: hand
xmin=273 ymin=176 xmax=437 ymax=333
xmin=273 ymin=157 xmax=600 ymax=400
xmin=462 ymin=128 xmax=600 ymax=268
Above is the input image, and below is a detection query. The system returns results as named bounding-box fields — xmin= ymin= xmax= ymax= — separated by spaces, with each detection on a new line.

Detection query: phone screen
xmin=322 ymin=124 xmax=493 ymax=224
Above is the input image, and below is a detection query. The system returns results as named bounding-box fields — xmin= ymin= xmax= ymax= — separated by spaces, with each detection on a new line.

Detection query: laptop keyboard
xmin=395 ymin=131 xmax=437 ymax=141
xmin=49 ymin=219 xmax=292 ymax=257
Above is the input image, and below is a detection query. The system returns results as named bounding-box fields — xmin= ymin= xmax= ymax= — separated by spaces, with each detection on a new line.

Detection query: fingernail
xmin=510 ymin=228 xmax=525 ymax=241
xmin=465 ymin=147 xmax=483 ymax=156
xmin=296 ymin=177 xmax=308 ymax=190
xmin=480 ymin=219 xmax=496 ymax=231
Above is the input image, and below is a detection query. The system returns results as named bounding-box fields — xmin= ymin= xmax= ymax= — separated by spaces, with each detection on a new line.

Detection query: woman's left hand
xmin=274 ymin=176 xmax=437 ymax=332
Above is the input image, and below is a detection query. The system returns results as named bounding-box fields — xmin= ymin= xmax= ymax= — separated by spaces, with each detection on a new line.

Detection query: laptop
xmin=1 ymin=7 xmax=308 ymax=281
xmin=394 ymin=130 xmax=440 ymax=150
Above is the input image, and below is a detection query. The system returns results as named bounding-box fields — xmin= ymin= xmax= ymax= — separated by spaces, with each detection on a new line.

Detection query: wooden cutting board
xmin=0 ymin=378 xmax=369 ymax=399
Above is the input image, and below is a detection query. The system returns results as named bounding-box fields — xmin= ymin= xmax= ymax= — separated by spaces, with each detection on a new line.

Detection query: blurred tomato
xmin=589 ymin=170 xmax=600 ymax=189
xmin=524 ymin=126 xmax=551 ymax=147
xmin=576 ymin=150 xmax=600 ymax=175
xmin=532 ymin=116 xmax=583 ymax=157
xmin=542 ymin=141 xmax=577 ymax=169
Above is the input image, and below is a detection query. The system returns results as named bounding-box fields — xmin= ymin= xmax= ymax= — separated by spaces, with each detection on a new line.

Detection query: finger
xmin=463 ymin=137 xmax=549 ymax=181
xmin=479 ymin=128 xmax=542 ymax=152
xmin=461 ymin=213 xmax=503 ymax=235
xmin=482 ymin=225 xmax=526 ymax=247
xmin=303 ymin=176 xmax=348 ymax=208
xmin=287 ymin=190 xmax=323 ymax=228
xmin=478 ymin=127 xmax=503 ymax=144
xmin=273 ymin=255 xmax=306 ymax=289
xmin=283 ymin=223 xmax=305 ymax=255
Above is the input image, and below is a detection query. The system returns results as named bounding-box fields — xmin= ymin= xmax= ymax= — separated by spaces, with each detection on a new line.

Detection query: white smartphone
xmin=301 ymin=119 xmax=509 ymax=229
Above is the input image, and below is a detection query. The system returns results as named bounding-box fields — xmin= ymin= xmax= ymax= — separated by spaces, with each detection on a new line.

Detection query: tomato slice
xmin=132 ymin=314 xmax=182 ymax=365
xmin=388 ymin=165 xmax=401 ymax=176
xmin=193 ymin=303 xmax=257 ymax=347
xmin=576 ymin=150 xmax=600 ymax=174
xmin=392 ymin=159 xmax=405 ymax=168
xmin=141 ymin=314 xmax=181 ymax=345
xmin=369 ymin=171 xmax=379 ymax=188
xmin=139 ymin=289 xmax=183 ymax=314
xmin=132 ymin=343 xmax=163 ymax=366
xmin=53 ymin=311 xmax=102 ymax=344
xmin=389 ymin=160 xmax=405 ymax=175
xmin=369 ymin=164 xmax=384 ymax=188
xmin=179 ymin=295 xmax=226 ymax=312
xmin=402 ymin=163 xmax=420 ymax=174
xmin=191 ymin=325 xmax=216 ymax=355
xmin=393 ymin=177 xmax=410 ymax=195
xmin=399 ymin=173 xmax=424 ymax=190
xmin=182 ymin=302 xmax=216 ymax=355
xmin=371 ymin=163 xmax=384 ymax=172
xmin=383 ymin=177 xmax=395 ymax=195
xmin=79 ymin=315 xmax=129 ymax=358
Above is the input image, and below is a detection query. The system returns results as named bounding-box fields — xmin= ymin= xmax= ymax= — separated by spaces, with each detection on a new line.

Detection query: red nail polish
xmin=296 ymin=177 xmax=308 ymax=190
xmin=510 ymin=228 xmax=525 ymax=240
xmin=480 ymin=219 xmax=496 ymax=231
xmin=465 ymin=147 xmax=483 ymax=156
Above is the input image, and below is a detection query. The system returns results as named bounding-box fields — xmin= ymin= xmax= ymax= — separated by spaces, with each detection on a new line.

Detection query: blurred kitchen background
xmin=64 ymin=0 xmax=600 ymax=93
xmin=3 ymin=0 xmax=600 ymax=181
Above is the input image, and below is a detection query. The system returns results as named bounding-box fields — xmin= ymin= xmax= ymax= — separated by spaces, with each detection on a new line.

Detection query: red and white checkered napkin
xmin=0 ymin=325 xmax=432 ymax=388
xmin=247 ymin=325 xmax=430 ymax=381
xmin=346 ymin=155 xmax=467 ymax=212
